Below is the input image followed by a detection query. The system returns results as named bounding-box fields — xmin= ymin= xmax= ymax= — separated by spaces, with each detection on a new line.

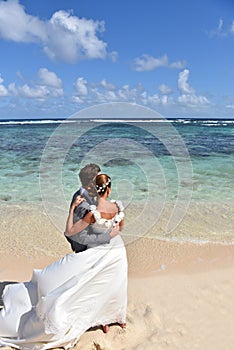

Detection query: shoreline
xmin=1 ymin=236 xmax=234 ymax=281
xmin=0 ymin=200 xmax=233 ymax=247
xmin=0 ymin=200 xmax=233 ymax=280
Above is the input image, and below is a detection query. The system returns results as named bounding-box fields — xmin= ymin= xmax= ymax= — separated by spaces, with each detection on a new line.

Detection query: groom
xmin=65 ymin=163 xmax=113 ymax=253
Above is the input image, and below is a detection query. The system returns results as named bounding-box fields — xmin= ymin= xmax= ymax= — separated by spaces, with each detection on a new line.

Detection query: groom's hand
xmin=71 ymin=195 xmax=85 ymax=211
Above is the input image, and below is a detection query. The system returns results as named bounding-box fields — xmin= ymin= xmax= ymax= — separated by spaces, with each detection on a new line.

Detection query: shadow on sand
xmin=0 ymin=281 xmax=17 ymax=307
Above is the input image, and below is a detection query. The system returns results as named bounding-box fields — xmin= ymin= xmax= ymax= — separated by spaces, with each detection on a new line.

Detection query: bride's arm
xmin=110 ymin=201 xmax=124 ymax=237
xmin=65 ymin=196 xmax=93 ymax=236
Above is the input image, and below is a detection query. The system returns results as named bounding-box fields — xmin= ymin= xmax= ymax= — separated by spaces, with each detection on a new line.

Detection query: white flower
xmin=95 ymin=211 xmax=101 ymax=220
xmin=119 ymin=212 xmax=125 ymax=219
xmin=90 ymin=199 xmax=124 ymax=227
xmin=105 ymin=221 xmax=112 ymax=228
xmin=99 ymin=218 xmax=107 ymax=225
xmin=114 ymin=214 xmax=121 ymax=222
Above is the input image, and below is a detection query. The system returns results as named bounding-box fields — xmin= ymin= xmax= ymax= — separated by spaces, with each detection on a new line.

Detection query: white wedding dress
xmin=0 ymin=228 xmax=127 ymax=349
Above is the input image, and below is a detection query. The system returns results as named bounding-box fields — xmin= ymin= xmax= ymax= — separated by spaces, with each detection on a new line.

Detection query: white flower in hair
xmin=96 ymin=178 xmax=111 ymax=193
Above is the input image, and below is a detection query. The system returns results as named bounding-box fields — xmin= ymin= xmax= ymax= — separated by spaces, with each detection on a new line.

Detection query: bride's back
xmin=97 ymin=200 xmax=118 ymax=220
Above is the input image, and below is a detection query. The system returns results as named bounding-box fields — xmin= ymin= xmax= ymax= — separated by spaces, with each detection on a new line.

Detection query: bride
xmin=0 ymin=174 xmax=128 ymax=349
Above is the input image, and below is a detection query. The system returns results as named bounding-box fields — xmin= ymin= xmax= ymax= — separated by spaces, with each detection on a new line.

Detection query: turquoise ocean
xmin=0 ymin=118 xmax=233 ymax=244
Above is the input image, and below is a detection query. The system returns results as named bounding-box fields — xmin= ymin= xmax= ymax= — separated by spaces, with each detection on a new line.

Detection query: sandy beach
xmin=0 ymin=203 xmax=234 ymax=350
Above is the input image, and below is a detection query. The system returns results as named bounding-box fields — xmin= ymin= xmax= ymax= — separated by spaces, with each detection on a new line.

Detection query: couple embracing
xmin=0 ymin=164 xmax=128 ymax=350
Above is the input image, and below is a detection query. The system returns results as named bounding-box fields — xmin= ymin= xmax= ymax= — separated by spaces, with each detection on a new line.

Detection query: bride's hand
xmin=71 ymin=195 xmax=85 ymax=211
xmin=110 ymin=224 xmax=119 ymax=238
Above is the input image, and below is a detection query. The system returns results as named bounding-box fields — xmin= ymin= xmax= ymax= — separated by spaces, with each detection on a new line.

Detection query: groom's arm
xmin=69 ymin=201 xmax=112 ymax=245
xmin=68 ymin=226 xmax=111 ymax=246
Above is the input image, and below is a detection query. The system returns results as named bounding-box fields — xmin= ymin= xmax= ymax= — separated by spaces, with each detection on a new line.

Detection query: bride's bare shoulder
xmin=97 ymin=200 xmax=118 ymax=214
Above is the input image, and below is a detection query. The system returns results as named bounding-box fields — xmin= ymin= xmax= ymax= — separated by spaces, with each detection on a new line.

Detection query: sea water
xmin=0 ymin=118 xmax=233 ymax=243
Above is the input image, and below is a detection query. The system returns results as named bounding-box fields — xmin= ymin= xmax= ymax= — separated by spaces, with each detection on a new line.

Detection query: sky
xmin=0 ymin=0 xmax=234 ymax=119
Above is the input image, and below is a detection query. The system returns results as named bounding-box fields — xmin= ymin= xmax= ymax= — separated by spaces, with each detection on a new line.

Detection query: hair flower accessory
xmin=96 ymin=178 xmax=111 ymax=193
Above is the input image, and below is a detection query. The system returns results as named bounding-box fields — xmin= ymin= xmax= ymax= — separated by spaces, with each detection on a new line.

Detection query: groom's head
xmin=79 ymin=163 xmax=101 ymax=189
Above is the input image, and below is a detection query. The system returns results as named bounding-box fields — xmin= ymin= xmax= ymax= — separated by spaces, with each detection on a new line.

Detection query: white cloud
xmin=38 ymin=68 xmax=62 ymax=88
xmin=9 ymin=68 xmax=204 ymax=111
xmin=16 ymin=71 xmax=24 ymax=81
xmin=100 ymin=79 xmax=116 ymax=90
xmin=210 ymin=18 xmax=234 ymax=37
xmin=178 ymin=69 xmax=195 ymax=94
xmin=8 ymin=82 xmax=50 ymax=99
xmin=169 ymin=61 xmax=186 ymax=69
xmin=0 ymin=0 xmax=46 ymax=42
xmin=44 ymin=10 xmax=107 ymax=62
xmin=0 ymin=85 xmax=8 ymax=96
xmin=94 ymin=90 xmax=118 ymax=103
xmin=91 ymin=83 xmax=165 ymax=107
xmin=71 ymin=77 xmax=172 ymax=108
xmin=161 ymin=95 xmax=169 ymax=105
xmin=90 ymin=79 xmax=116 ymax=91
xmin=72 ymin=79 xmax=154 ymax=106
xmin=109 ymin=51 xmax=118 ymax=62
xmin=209 ymin=18 xmax=223 ymax=37
xmin=0 ymin=0 xmax=108 ymax=63
xmin=50 ymin=87 xmax=64 ymax=98
xmin=140 ymin=91 xmax=148 ymax=105
xmin=8 ymin=68 xmax=64 ymax=99
xmin=117 ymin=85 xmax=139 ymax=102
xmin=133 ymin=54 xmax=167 ymax=71
xmin=230 ymin=21 xmax=234 ymax=33
xmin=133 ymin=54 xmax=186 ymax=72
xmin=74 ymin=77 xmax=88 ymax=96
xmin=178 ymin=94 xmax=209 ymax=106
xmin=117 ymin=88 xmax=129 ymax=101
xmin=72 ymin=95 xmax=85 ymax=104
xmin=158 ymin=84 xmax=172 ymax=95
xmin=5 ymin=68 xmax=211 ymax=111
xmin=177 ymin=69 xmax=210 ymax=107
xmin=218 ymin=18 xmax=224 ymax=34
xmin=0 ymin=75 xmax=8 ymax=96
xmin=148 ymin=93 xmax=160 ymax=105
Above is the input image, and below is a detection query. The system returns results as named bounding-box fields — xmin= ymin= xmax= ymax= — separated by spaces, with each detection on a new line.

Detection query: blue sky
xmin=0 ymin=0 xmax=234 ymax=119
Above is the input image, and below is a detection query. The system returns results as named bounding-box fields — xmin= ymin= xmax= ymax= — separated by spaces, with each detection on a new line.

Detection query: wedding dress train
xmin=0 ymin=235 xmax=127 ymax=349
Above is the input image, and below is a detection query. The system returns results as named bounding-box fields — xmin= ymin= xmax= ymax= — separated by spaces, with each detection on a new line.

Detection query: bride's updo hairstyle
xmin=95 ymin=174 xmax=111 ymax=196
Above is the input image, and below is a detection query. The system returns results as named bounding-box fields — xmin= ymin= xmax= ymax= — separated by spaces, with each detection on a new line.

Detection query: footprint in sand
xmin=126 ymin=302 xmax=187 ymax=350
xmin=126 ymin=302 xmax=163 ymax=347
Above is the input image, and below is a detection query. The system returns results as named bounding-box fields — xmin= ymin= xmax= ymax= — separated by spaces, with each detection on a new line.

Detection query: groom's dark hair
xmin=79 ymin=163 xmax=101 ymax=188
